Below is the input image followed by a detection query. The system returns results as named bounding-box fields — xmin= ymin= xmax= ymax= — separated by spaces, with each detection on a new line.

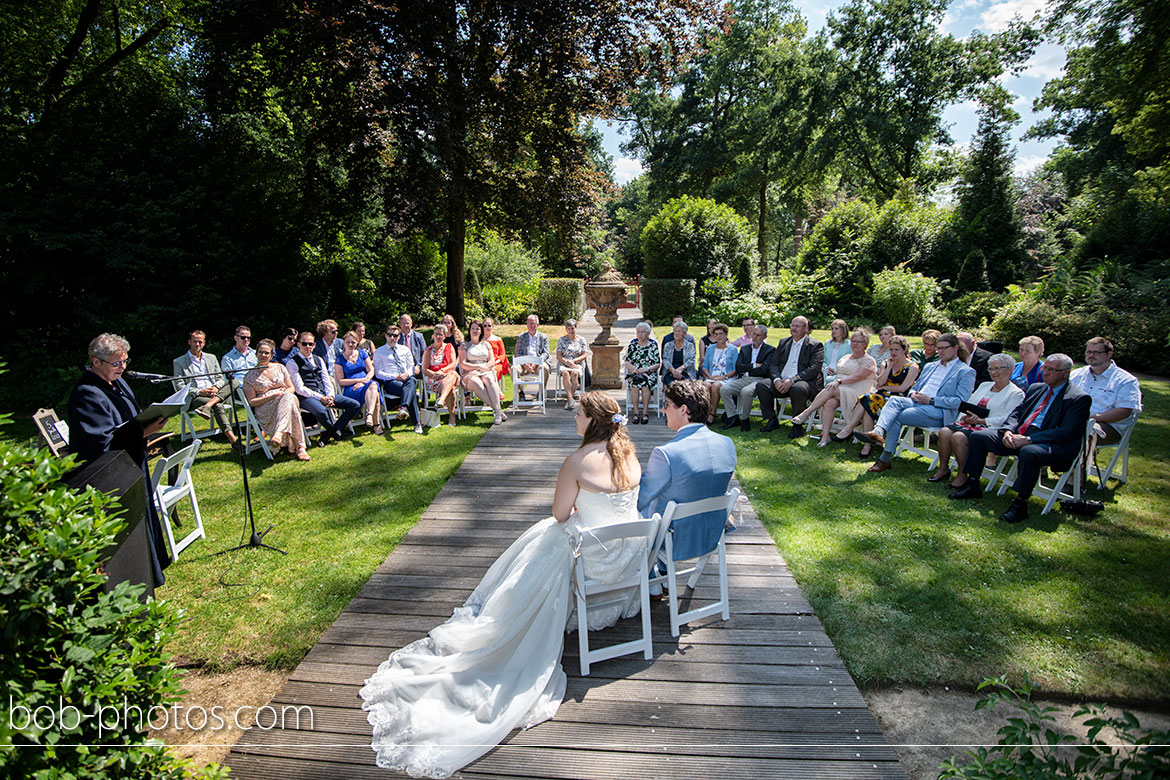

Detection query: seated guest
xmin=661 ymin=321 xmax=697 ymax=386
xmin=374 ymin=326 xmax=423 ymax=434
xmin=670 ymin=315 xmax=697 ymax=343
xmin=173 ymin=330 xmax=239 ymax=447
xmin=867 ymin=325 xmax=895 ymax=366
xmin=911 ymin=329 xmax=941 ymax=367
xmin=700 ymin=322 xmax=737 ymax=425
xmin=441 ymin=313 xmax=463 ymax=347
xmin=243 ymin=339 xmax=311 ymax=460
xmin=730 ymin=316 xmax=756 ymax=348
xmin=625 ymin=322 xmax=661 ymax=424
xmin=789 ymin=328 xmax=875 ymax=446
xmin=958 ymin=332 xmax=992 ymax=386
xmin=760 ymin=316 xmax=824 ymax=437
xmin=423 ymin=324 xmax=460 ymax=427
xmin=627 ymin=319 xmax=659 ymax=353
xmin=68 ymin=333 xmax=172 ymax=586
xmin=720 ymin=324 xmax=775 ymax=431
xmin=274 ymin=328 xmax=298 ymax=363
xmin=314 ymin=319 xmax=343 ymax=375
xmin=1070 ymin=336 xmax=1143 ymax=445
xmin=352 ymin=321 xmax=376 ymax=354
xmin=929 ymin=353 xmax=1023 ymax=484
xmin=1010 ymin=335 xmax=1045 ymax=390
xmin=221 ymin=325 xmax=258 ymax=383
xmin=949 ymin=354 xmax=1091 ymax=522
xmin=856 ymin=333 xmax=976 ymax=473
xmin=514 ymin=313 xmax=551 ymax=383
xmin=286 ymin=331 xmax=360 ymax=444
xmin=698 ymin=318 xmax=719 ymax=366
xmin=821 ymin=319 xmax=850 ymax=385
xmin=483 ymin=318 xmax=511 ymax=382
xmin=460 ymin=320 xmax=506 ymax=424
xmin=336 ymin=330 xmax=384 ymax=434
xmin=834 ymin=335 xmax=919 ymax=456
xmin=398 ymin=314 xmax=427 ymax=375
xmin=556 ymin=319 xmax=590 ymax=410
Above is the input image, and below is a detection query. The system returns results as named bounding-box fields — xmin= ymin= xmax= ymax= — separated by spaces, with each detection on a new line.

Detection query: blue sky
xmin=602 ymin=0 xmax=1063 ymax=184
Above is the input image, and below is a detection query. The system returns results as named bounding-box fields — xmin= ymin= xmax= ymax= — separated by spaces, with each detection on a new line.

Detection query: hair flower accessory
xmin=612 ymin=413 xmax=627 ymax=426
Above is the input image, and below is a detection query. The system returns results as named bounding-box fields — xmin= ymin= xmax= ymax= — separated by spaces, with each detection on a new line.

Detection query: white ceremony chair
xmin=234 ymin=387 xmax=273 ymax=461
xmin=894 ymin=424 xmax=942 ymax=470
xmin=511 ymin=357 xmax=547 ymax=415
xmin=574 ymin=517 xmax=659 ymax=676
xmin=178 ymin=392 xmax=221 ymax=444
xmin=149 ymin=439 xmax=206 ymax=560
xmin=1091 ymin=411 xmax=1139 ymax=489
xmin=377 ymin=382 xmax=404 ymax=433
xmin=623 ymin=374 xmax=663 ymax=419
xmin=649 ymin=488 xmax=741 ymax=637
xmin=986 ymin=425 xmax=1088 ymax=515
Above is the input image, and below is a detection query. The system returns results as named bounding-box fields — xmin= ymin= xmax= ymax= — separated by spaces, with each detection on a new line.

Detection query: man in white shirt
xmin=221 ymin=325 xmax=257 ymax=383
xmin=374 ymin=326 xmax=423 ymax=434
xmin=1070 ymin=337 xmax=1142 ymax=445
xmin=398 ymin=315 xmax=426 ymax=376
xmin=759 ymin=316 xmax=824 ymax=436
xmin=287 ymin=331 xmax=360 ymax=444
xmin=172 ymin=330 xmax=239 ymax=446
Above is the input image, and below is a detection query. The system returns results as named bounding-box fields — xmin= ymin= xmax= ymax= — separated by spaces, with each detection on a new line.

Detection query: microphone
xmin=123 ymin=370 xmax=170 ymax=380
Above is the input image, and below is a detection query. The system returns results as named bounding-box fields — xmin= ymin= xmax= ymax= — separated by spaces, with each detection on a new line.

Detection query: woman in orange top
xmin=483 ymin=318 xmax=511 ymax=382
xmin=423 ymin=324 xmax=460 ymax=427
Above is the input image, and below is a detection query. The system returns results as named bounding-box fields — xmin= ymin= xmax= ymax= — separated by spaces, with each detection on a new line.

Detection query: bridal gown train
xmin=360 ymin=487 xmax=646 ymax=778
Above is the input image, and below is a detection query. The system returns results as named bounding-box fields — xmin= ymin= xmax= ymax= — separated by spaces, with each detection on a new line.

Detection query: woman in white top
xmin=930 ymin=352 xmax=1025 ymax=485
xmin=459 ymin=320 xmax=506 ymax=424
xmin=822 ymin=319 xmax=850 ymax=385
xmin=790 ymin=329 xmax=877 ymax=445
xmin=700 ymin=322 xmax=737 ymax=425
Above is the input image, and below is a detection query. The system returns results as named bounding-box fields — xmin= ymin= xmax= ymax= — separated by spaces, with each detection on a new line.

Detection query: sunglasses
xmin=300 ymin=341 xmax=314 ymax=346
xmin=237 ymin=335 xmax=251 ymax=340
xmin=101 ymin=358 xmax=130 ymax=368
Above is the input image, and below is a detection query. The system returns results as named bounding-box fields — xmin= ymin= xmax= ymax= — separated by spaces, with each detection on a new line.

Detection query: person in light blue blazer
xmin=857 ymin=332 xmax=976 ymax=473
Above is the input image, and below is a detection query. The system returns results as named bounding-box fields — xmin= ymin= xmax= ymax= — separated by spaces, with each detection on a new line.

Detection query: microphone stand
xmin=135 ymin=368 xmax=285 ymax=556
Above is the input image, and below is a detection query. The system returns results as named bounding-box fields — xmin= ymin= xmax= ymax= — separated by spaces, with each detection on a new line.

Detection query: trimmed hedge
xmin=535 ymin=278 xmax=584 ymax=324
xmin=641 ymin=279 xmax=696 ymax=323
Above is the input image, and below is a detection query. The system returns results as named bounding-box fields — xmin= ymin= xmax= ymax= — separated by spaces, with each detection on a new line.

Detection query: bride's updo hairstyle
xmin=578 ymin=391 xmax=636 ymax=491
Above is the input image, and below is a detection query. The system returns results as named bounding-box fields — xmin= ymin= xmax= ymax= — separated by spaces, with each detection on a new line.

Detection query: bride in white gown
xmin=360 ymin=391 xmax=647 ymax=778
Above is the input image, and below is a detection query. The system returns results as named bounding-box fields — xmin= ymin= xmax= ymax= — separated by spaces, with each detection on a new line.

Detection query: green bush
xmin=535 ymin=278 xmax=584 ymax=324
xmin=465 ymin=266 xmax=482 ymax=304
xmin=464 ymin=229 xmax=546 ymax=287
xmin=949 ymin=290 xmax=1006 ymax=329
xmin=755 ymin=269 xmax=840 ymax=325
xmin=940 ymin=675 xmax=1170 ymax=779
xmin=706 ymin=293 xmax=784 ymax=330
xmin=871 ymin=267 xmax=943 ymax=332
xmin=990 ymin=297 xmax=1103 ymax=357
xmin=696 ymin=277 xmax=735 ymax=311
xmin=868 ymin=199 xmax=959 ymax=283
xmin=641 ymin=196 xmax=755 ymax=286
xmin=641 ymin=279 xmax=696 ymax=323
xmin=0 ymin=419 xmax=223 ymax=779
xmin=795 ymin=199 xmax=879 ymax=316
xmin=481 ymin=280 xmax=538 ymax=324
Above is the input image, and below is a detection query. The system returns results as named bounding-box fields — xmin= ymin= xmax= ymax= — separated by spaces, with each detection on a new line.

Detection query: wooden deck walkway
xmin=226 ymin=311 xmax=905 ymax=780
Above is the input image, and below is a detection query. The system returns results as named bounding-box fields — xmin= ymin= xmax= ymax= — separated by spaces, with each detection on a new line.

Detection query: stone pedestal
xmin=586 ymin=266 xmax=627 ymax=390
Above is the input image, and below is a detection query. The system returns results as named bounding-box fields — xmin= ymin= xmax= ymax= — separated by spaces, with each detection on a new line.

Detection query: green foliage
xmin=868 ymin=198 xmax=960 ymax=282
xmin=0 ymin=426 xmax=222 ymax=778
xmin=948 ymin=290 xmax=1006 ymax=329
xmin=534 ymin=279 xmax=584 ymax=324
xmin=696 ymin=277 xmax=736 ymax=311
xmin=939 ymin=675 xmax=1170 ymax=779
xmin=706 ymin=293 xmax=783 ymax=329
xmin=734 ymin=254 xmax=756 ymax=293
xmin=641 ymin=196 xmax=755 ymax=285
xmin=641 ymin=279 xmax=697 ymax=323
xmin=795 ymin=199 xmax=878 ymax=314
xmin=464 ymin=231 xmax=546 ymax=288
xmin=870 ymin=267 xmax=942 ymax=331
xmin=481 ymin=280 xmax=539 ymax=324
xmin=990 ymin=298 xmax=1102 ymax=358
xmin=465 ymin=267 xmax=483 ymax=304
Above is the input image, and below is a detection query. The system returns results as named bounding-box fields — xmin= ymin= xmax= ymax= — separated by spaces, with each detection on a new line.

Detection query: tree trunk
xmin=443 ymin=0 xmax=466 ymax=326
xmin=757 ymin=178 xmax=768 ymax=276
xmin=793 ymin=212 xmax=805 ymax=253
xmin=446 ymin=204 xmax=466 ymax=326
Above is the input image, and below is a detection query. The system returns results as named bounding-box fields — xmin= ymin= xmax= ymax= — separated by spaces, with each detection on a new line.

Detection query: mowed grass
xmin=728 ymin=376 xmax=1170 ymax=701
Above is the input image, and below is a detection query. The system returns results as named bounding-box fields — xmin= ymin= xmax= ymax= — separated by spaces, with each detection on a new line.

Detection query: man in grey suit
xmin=639 ymin=380 xmax=738 ymax=594
xmin=514 ymin=313 xmax=551 ymax=398
xmin=173 ymin=329 xmax=239 ymax=446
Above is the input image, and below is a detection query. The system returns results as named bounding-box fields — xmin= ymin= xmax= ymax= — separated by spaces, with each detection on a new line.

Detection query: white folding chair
xmin=1091 ymin=411 xmax=1139 ymax=489
xmin=649 ymin=489 xmax=741 ymax=637
xmin=150 ymin=440 xmax=205 ymax=560
xmin=623 ymin=375 xmax=663 ymax=418
xmin=894 ymin=424 xmax=942 ymax=469
xmin=235 ymin=387 xmax=273 ymax=461
xmin=511 ymin=357 xmax=547 ymax=415
xmin=377 ymin=382 xmax=404 ymax=432
xmin=574 ymin=517 xmax=659 ymax=676
xmin=178 ymin=391 xmax=221 ymax=443
xmin=988 ymin=429 xmax=1087 ymax=515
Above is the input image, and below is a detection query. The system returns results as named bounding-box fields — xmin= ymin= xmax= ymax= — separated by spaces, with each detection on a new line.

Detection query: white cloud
xmin=1014 ymin=154 xmax=1046 ymax=175
xmin=981 ymin=0 xmax=1045 ymax=32
xmin=1021 ymin=43 xmax=1067 ymax=81
xmin=613 ymin=158 xmax=644 ymax=185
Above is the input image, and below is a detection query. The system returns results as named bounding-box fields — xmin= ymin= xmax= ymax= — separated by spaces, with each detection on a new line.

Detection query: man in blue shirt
xmin=221 ymin=325 xmax=257 ymax=383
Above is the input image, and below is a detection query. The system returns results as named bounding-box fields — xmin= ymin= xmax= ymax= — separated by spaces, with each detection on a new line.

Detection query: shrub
xmin=708 ymin=293 xmax=784 ymax=330
xmin=795 ymin=199 xmax=879 ymax=316
xmin=535 ymin=278 xmax=584 ymax=324
xmin=757 ymin=269 xmax=840 ymax=324
xmin=464 ymin=230 xmax=546 ymax=287
xmin=465 ymin=266 xmax=482 ymax=304
xmin=939 ymin=675 xmax=1170 ymax=779
xmin=0 ymin=418 xmax=224 ymax=779
xmin=871 ymin=268 xmax=942 ymax=332
xmin=868 ymin=199 xmax=960 ymax=283
xmin=696 ymin=277 xmax=735 ymax=311
xmin=641 ymin=279 xmax=696 ymax=323
xmin=481 ymin=280 xmax=538 ymax=324
xmin=990 ymin=297 xmax=1103 ymax=357
xmin=949 ymin=290 xmax=1006 ymax=329
xmin=641 ymin=196 xmax=755 ymax=286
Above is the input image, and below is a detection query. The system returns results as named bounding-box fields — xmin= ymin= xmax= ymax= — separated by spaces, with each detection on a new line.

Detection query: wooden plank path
xmin=226 ymin=311 xmax=905 ymax=780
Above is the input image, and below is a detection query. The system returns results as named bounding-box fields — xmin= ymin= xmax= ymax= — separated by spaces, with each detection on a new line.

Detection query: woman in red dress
xmin=483 ymin=318 xmax=511 ymax=382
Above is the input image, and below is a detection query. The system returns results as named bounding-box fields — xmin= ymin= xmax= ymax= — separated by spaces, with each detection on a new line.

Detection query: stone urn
xmin=585 ymin=266 xmax=627 ymax=389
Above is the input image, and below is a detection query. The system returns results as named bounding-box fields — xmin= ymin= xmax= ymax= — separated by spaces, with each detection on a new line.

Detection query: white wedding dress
xmin=360 ymin=487 xmax=646 ymax=778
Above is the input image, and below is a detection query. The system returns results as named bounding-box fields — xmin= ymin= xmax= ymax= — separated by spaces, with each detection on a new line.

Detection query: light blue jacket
xmin=638 ymin=424 xmax=737 ymax=525
xmin=702 ymin=343 xmax=738 ymax=378
xmin=910 ymin=359 xmax=977 ymax=426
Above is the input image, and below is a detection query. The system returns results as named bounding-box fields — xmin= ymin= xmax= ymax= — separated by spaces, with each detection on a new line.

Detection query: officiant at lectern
xmin=67 ymin=332 xmax=172 ymax=585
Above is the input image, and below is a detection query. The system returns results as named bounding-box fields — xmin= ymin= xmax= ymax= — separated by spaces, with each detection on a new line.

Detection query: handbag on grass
xmin=419 ymin=408 xmax=441 ymax=428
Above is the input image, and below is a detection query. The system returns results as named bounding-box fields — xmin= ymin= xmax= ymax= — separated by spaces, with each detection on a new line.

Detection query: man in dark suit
xmin=719 ymin=325 xmax=775 ymax=431
xmin=948 ymin=353 xmax=1091 ymax=522
xmin=759 ymin=316 xmax=824 ymax=437
xmin=958 ymin=332 xmax=992 ymax=386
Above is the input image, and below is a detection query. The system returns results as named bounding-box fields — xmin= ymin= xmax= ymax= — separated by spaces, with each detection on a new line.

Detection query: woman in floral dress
xmin=243 ymin=339 xmax=311 ymax=460
xmin=623 ymin=322 xmax=661 ymax=424
xmin=555 ymin=319 xmax=590 ymax=409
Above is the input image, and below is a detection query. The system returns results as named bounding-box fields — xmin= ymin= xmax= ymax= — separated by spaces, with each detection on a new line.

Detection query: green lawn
xmin=729 ymin=377 xmax=1170 ymax=701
